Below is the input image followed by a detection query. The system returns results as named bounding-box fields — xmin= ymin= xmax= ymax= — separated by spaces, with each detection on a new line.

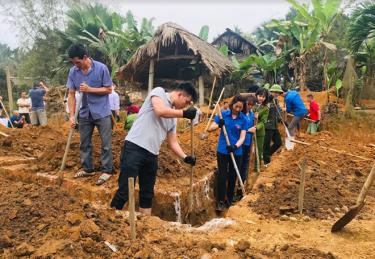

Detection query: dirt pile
xmin=250 ymin=118 xmax=375 ymax=220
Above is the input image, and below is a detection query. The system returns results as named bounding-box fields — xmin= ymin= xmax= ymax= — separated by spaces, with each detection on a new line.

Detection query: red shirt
xmin=309 ymin=100 xmax=320 ymax=121
xmin=127 ymin=104 xmax=140 ymax=114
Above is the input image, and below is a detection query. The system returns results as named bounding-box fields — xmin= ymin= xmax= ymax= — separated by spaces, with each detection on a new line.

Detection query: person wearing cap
xmin=280 ymin=87 xmax=307 ymax=137
xmin=29 ymin=81 xmax=49 ymax=126
xmin=8 ymin=110 xmax=25 ymax=128
xmin=264 ymin=84 xmax=283 ymax=166
xmin=110 ymin=82 xmax=198 ymax=215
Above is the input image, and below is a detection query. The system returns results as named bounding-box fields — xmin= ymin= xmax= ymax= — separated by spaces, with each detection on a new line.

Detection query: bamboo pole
xmin=5 ymin=67 xmax=14 ymax=112
xmin=298 ymin=158 xmax=307 ymax=214
xmin=207 ymin=77 xmax=217 ymax=111
xmin=291 ymin=139 xmax=371 ymax=161
xmin=148 ymin=59 xmax=155 ymax=94
xmin=198 ymin=75 xmax=204 ymax=105
xmin=128 ymin=177 xmax=136 ymax=240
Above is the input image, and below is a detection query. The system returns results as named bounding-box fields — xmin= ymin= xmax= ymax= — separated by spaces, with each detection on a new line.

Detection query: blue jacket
xmin=243 ymin=111 xmax=254 ymax=146
xmin=285 ymin=91 xmax=308 ymax=117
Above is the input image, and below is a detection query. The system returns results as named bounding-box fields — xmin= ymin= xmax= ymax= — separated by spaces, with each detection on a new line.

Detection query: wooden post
xmin=148 ymin=59 xmax=155 ymax=94
xmin=298 ymin=158 xmax=307 ymax=214
xmin=5 ymin=67 xmax=13 ymax=112
xmin=207 ymin=77 xmax=217 ymax=110
xmin=128 ymin=177 xmax=136 ymax=240
xmin=198 ymin=75 xmax=204 ymax=105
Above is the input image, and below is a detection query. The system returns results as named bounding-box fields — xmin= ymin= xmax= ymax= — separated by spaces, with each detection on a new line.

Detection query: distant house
xmin=212 ymin=28 xmax=262 ymax=60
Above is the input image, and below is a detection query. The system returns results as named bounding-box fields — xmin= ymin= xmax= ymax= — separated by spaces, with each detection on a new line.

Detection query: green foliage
xmin=198 ymin=25 xmax=209 ymax=42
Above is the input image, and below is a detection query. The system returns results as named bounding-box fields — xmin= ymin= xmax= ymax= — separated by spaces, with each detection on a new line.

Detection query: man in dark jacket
xmin=263 ymin=84 xmax=283 ymax=166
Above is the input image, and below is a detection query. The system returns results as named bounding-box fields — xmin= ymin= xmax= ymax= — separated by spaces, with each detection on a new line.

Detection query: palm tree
xmin=347 ymin=2 xmax=375 ymax=98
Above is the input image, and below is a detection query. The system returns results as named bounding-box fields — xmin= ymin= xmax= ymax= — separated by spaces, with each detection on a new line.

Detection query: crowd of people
xmin=0 ymin=43 xmax=321 ymax=215
xmin=0 ymin=81 xmax=49 ymax=128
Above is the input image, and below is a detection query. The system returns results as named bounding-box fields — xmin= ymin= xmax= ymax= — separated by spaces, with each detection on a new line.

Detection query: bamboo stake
xmin=128 ymin=177 xmax=136 ymax=240
xmin=298 ymin=158 xmax=307 ymax=214
xmin=207 ymin=77 xmax=217 ymax=111
xmin=198 ymin=76 xmax=204 ymax=105
xmin=0 ymin=131 xmax=10 ymax=137
xmin=291 ymin=139 xmax=371 ymax=161
xmin=5 ymin=67 xmax=14 ymax=112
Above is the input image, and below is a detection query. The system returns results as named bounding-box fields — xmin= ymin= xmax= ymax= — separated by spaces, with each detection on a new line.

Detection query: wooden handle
xmin=356 ymin=163 xmax=375 ymax=205
xmin=217 ymin=108 xmax=246 ymax=195
xmin=128 ymin=177 xmax=136 ymax=240
xmin=207 ymin=77 xmax=217 ymax=111
xmin=188 ymin=121 xmax=194 ymax=212
xmin=204 ymin=87 xmax=225 ymax=132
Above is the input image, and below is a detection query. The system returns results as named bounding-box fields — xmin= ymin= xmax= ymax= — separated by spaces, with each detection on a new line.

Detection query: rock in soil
xmin=235 ymin=239 xmax=251 ymax=252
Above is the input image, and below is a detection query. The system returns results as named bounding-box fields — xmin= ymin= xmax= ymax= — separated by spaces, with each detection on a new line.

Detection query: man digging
xmin=66 ymin=43 xmax=114 ymax=185
xmin=111 ymin=82 xmax=198 ymax=215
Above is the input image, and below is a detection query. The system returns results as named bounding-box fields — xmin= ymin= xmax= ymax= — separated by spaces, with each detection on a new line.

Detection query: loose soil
xmin=0 ymin=90 xmax=374 ymax=258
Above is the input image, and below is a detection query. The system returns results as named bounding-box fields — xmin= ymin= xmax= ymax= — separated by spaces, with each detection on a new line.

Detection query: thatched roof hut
xmin=117 ymin=22 xmax=234 ymax=84
xmin=212 ymin=28 xmax=262 ymax=59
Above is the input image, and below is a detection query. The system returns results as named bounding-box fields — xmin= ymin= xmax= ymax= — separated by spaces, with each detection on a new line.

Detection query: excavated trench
xmin=0 ymin=156 xmax=219 ymax=226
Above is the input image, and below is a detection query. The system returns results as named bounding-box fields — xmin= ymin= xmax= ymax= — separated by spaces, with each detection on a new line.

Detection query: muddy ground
xmin=0 ymin=92 xmax=374 ymax=258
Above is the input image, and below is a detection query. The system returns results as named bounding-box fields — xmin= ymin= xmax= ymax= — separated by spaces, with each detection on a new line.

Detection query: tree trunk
xmin=299 ymin=56 xmax=306 ymax=91
xmin=323 ymin=48 xmax=329 ymax=103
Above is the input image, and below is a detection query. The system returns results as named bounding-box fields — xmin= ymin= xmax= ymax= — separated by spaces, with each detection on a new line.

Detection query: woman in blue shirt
xmin=208 ymin=95 xmax=247 ymax=211
xmin=234 ymin=95 xmax=257 ymax=201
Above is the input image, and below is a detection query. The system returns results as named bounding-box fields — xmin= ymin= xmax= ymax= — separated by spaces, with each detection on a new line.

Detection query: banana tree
xmin=232 ymin=53 xmax=285 ymax=84
xmin=287 ymin=0 xmax=342 ymax=97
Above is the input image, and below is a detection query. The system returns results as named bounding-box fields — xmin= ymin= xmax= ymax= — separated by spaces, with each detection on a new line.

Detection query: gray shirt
xmin=126 ymin=87 xmax=176 ymax=155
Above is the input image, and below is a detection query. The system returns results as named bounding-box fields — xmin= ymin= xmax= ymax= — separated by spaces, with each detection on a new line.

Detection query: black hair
xmin=307 ymin=93 xmax=314 ymax=98
xmin=247 ymin=95 xmax=257 ymax=105
xmin=176 ymin=82 xmax=198 ymax=103
xmin=68 ymin=43 xmax=89 ymax=59
xmin=230 ymin=94 xmax=247 ymax=114
xmin=255 ymin=87 xmax=269 ymax=105
xmin=224 ymin=101 xmax=228 ymax=105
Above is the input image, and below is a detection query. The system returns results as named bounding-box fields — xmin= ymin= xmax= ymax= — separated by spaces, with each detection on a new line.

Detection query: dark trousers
xmin=216 ymin=152 xmax=242 ymax=204
xmin=239 ymin=145 xmax=251 ymax=182
xmin=263 ymin=129 xmax=282 ymax=164
xmin=79 ymin=115 xmax=113 ymax=173
xmin=111 ymin=141 xmax=158 ymax=209
xmin=20 ymin=113 xmax=31 ymax=124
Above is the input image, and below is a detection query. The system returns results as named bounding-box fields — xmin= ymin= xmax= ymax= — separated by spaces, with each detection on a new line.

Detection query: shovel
xmin=185 ymin=119 xmax=195 ymax=222
xmin=199 ymin=87 xmax=225 ymax=140
xmin=331 ymin=162 xmax=375 ymax=232
xmin=57 ymin=92 xmax=83 ymax=186
xmin=273 ymin=99 xmax=294 ymax=150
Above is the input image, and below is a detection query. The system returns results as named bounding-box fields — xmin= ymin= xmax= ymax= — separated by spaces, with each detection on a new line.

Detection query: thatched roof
xmin=212 ymin=28 xmax=263 ymax=57
xmin=118 ymin=22 xmax=234 ymax=82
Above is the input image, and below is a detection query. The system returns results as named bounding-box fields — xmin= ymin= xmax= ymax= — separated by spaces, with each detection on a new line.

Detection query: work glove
xmin=218 ymin=118 xmax=225 ymax=129
xmin=182 ymin=107 xmax=197 ymax=120
xmin=226 ymin=144 xmax=238 ymax=153
xmin=184 ymin=155 xmax=196 ymax=166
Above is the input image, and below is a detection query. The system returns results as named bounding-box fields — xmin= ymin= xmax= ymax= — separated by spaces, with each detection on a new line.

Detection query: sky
xmin=0 ymin=0 xmax=309 ymax=49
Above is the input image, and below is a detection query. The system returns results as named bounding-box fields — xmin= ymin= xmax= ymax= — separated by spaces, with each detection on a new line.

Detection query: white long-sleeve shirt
xmin=109 ymin=91 xmax=120 ymax=111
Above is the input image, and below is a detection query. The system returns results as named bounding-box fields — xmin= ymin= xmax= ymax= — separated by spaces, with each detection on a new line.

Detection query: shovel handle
xmin=203 ymin=87 xmax=225 ymax=132
xmin=188 ymin=120 xmax=194 ymax=212
xmin=356 ymin=163 xmax=375 ymax=205
xmin=217 ymin=108 xmax=246 ymax=195
xmin=60 ymin=92 xmax=83 ymax=172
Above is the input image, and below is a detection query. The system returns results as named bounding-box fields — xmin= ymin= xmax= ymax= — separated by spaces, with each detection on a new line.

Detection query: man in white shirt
xmin=17 ymin=92 xmax=31 ymax=124
xmin=108 ymin=85 xmax=120 ymax=125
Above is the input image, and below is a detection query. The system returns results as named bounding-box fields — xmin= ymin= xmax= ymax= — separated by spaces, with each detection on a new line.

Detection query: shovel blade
xmin=285 ymin=137 xmax=295 ymax=150
xmin=331 ymin=202 xmax=365 ymax=232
